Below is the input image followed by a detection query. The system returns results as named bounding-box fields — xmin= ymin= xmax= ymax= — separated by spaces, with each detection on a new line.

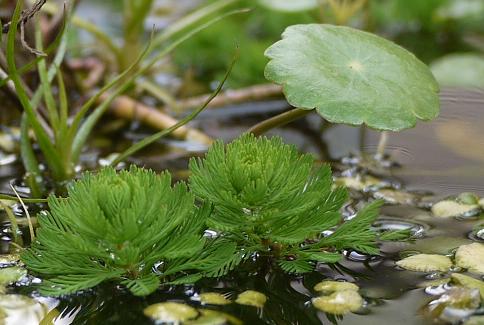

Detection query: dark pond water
xmin=0 ymin=88 xmax=483 ymax=324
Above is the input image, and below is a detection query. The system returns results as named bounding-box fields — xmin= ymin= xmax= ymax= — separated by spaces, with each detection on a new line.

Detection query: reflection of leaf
xmin=431 ymin=53 xmax=484 ymax=88
xmin=265 ymin=24 xmax=440 ymax=131
xmin=435 ymin=119 xmax=484 ymax=163
xmin=258 ymin=0 xmax=319 ymax=12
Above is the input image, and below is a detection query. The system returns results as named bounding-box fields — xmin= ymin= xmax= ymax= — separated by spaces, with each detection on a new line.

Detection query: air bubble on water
xmin=425 ymin=284 xmax=449 ymax=296
xmin=203 ymin=230 xmax=218 ymax=238
xmin=468 ymin=229 xmax=484 ymax=242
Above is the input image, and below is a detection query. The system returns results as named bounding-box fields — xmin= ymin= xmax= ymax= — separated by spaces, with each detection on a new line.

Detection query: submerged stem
xmin=248 ymin=108 xmax=313 ymax=136
xmin=376 ymin=131 xmax=389 ymax=157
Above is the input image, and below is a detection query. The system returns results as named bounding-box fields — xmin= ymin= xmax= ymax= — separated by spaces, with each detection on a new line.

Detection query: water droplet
xmin=468 ymin=229 xmax=484 ymax=242
xmin=425 ymin=284 xmax=450 ymax=296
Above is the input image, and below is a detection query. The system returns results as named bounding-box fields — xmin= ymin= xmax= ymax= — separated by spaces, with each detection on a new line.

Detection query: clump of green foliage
xmin=21 ymin=167 xmax=235 ymax=297
xmin=189 ymin=133 xmax=382 ymax=273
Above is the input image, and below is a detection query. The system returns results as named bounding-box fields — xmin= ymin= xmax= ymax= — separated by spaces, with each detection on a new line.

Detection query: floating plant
xmin=235 ymin=290 xmax=267 ymax=308
xmin=189 ymin=133 xmax=383 ymax=274
xmin=312 ymin=280 xmax=363 ymax=315
xmin=396 ymin=253 xmax=452 ymax=272
xmin=397 ymin=242 xmax=484 ymax=276
xmin=431 ymin=193 xmax=482 ymax=218
xmin=21 ymin=167 xmax=236 ymax=296
xmin=143 ymin=302 xmax=242 ymax=324
xmin=0 ymin=267 xmax=26 ymax=294
xmin=455 ymin=243 xmax=484 ymax=274
xmin=143 ymin=302 xmax=198 ymax=323
xmin=198 ymin=292 xmax=232 ymax=305
xmin=451 ymin=273 xmax=484 ymax=299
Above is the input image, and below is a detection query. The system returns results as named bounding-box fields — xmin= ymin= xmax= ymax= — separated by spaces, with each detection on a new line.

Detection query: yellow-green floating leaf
xmin=451 ymin=273 xmax=484 ymax=300
xmin=199 ymin=292 xmax=231 ymax=305
xmin=0 ymin=267 xmax=27 ymax=291
xmin=235 ymin=290 xmax=267 ymax=308
xmin=431 ymin=200 xmax=480 ymax=218
xmin=0 ymin=295 xmax=49 ymax=325
xmin=396 ymin=254 xmax=452 ymax=272
xmin=143 ymin=302 xmax=198 ymax=323
xmin=314 ymin=280 xmax=359 ymax=293
xmin=455 ymin=243 xmax=484 ymax=274
xmin=312 ymin=290 xmax=363 ymax=315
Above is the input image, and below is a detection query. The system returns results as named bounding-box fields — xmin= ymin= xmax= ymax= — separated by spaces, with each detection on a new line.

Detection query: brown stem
xmin=104 ymin=94 xmax=213 ymax=145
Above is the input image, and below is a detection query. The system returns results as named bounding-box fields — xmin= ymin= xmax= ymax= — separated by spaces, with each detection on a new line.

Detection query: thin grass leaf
xmin=6 ymin=1 xmax=64 ymax=179
xmin=110 ymin=48 xmax=238 ymax=165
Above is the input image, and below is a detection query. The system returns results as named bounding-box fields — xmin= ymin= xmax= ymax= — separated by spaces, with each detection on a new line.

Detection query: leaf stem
xmin=248 ymin=108 xmax=313 ymax=136
xmin=376 ymin=131 xmax=389 ymax=157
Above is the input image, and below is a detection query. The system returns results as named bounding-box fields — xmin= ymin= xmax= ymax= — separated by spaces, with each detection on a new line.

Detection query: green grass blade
xmin=110 ymin=50 xmax=238 ymax=165
xmin=0 ymin=10 xmax=68 ymax=89
xmin=152 ymin=0 xmax=239 ymax=49
xmin=20 ymin=114 xmax=43 ymax=197
xmin=6 ymin=1 xmax=65 ymax=180
xmin=35 ymin=20 xmax=60 ymax=133
xmin=71 ymin=9 xmax=247 ymax=163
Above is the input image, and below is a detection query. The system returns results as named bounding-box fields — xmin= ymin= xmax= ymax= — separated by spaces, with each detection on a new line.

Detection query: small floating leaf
xmin=334 ymin=175 xmax=384 ymax=191
xmin=187 ymin=310 xmax=242 ymax=325
xmin=373 ymin=189 xmax=418 ymax=205
xmin=0 ymin=295 xmax=49 ymax=324
xmin=431 ymin=200 xmax=480 ymax=218
xmin=455 ymin=243 xmax=484 ymax=274
xmin=0 ymin=255 xmax=21 ymax=267
xmin=265 ymin=24 xmax=440 ymax=131
xmin=314 ymin=280 xmax=359 ymax=293
xmin=143 ymin=302 xmax=198 ymax=323
xmin=199 ymin=292 xmax=231 ymax=305
xmin=235 ymin=290 xmax=267 ymax=308
xmin=0 ymin=267 xmax=27 ymax=287
xmin=457 ymin=193 xmax=480 ymax=205
xmin=418 ymin=278 xmax=451 ymax=288
xmin=451 ymin=273 xmax=484 ymax=300
xmin=312 ymin=290 xmax=363 ymax=315
xmin=396 ymin=254 xmax=452 ymax=272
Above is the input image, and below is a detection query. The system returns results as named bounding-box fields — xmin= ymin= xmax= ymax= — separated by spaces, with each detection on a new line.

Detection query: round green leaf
xmin=258 ymin=0 xmax=318 ymax=12
xmin=430 ymin=53 xmax=484 ymax=88
xmin=265 ymin=24 xmax=440 ymax=131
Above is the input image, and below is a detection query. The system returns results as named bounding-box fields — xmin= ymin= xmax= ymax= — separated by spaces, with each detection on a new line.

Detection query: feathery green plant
xmin=189 ymin=133 xmax=383 ymax=274
xmin=21 ymin=166 xmax=235 ymax=297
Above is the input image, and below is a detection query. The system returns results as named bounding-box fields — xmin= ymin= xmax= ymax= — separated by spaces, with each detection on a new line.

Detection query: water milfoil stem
xmin=248 ymin=108 xmax=313 ymax=136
